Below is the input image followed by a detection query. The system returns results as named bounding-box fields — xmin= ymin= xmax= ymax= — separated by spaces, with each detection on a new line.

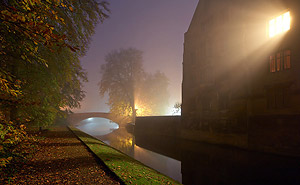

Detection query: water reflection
xmin=77 ymin=118 xmax=300 ymax=185
xmin=134 ymin=145 xmax=181 ymax=182
xmin=96 ymin=126 xmax=182 ymax=183
xmin=181 ymin=141 xmax=300 ymax=185
xmin=77 ymin=118 xmax=182 ymax=182
xmin=99 ymin=127 xmax=134 ymax=156
xmin=77 ymin=117 xmax=119 ymax=136
xmin=136 ymin=134 xmax=300 ymax=185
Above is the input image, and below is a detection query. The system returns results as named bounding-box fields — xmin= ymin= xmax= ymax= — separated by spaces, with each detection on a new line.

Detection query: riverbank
xmin=69 ymin=126 xmax=181 ymax=185
xmin=1 ymin=126 xmax=121 ymax=184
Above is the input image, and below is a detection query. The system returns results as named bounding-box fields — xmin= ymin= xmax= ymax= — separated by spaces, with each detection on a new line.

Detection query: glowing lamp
xmin=269 ymin=11 xmax=291 ymax=38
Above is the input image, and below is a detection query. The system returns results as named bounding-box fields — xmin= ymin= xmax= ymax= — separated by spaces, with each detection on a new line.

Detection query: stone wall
xmin=134 ymin=116 xmax=181 ymax=137
xmin=135 ymin=115 xmax=300 ymax=157
xmin=248 ymin=115 xmax=300 ymax=157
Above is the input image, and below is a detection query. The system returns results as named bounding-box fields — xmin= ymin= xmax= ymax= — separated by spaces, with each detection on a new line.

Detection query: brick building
xmin=181 ymin=0 xmax=300 ymax=156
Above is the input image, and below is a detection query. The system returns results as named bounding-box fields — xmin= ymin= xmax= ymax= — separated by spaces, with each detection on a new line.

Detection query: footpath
xmin=1 ymin=126 xmax=121 ymax=184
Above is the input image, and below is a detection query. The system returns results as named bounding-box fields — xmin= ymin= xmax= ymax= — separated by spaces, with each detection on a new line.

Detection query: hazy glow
xmin=269 ymin=11 xmax=290 ymax=38
xmin=135 ymin=103 xmax=152 ymax=116
xmin=164 ymin=106 xmax=181 ymax=116
xmin=135 ymin=105 xmax=146 ymax=116
xmin=77 ymin=117 xmax=119 ymax=136
xmin=135 ymin=104 xmax=142 ymax=116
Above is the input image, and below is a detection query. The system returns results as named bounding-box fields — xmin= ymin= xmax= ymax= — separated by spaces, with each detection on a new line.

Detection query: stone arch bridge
xmin=67 ymin=112 xmax=112 ymax=126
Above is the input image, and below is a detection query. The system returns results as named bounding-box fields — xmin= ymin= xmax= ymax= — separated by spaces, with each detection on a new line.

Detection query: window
xmin=267 ymin=88 xmax=289 ymax=109
xmin=270 ymin=55 xmax=276 ymax=72
xmin=269 ymin=11 xmax=291 ymax=38
xmin=284 ymin=50 xmax=291 ymax=69
xmin=270 ymin=49 xmax=291 ymax=72
xmin=276 ymin=52 xmax=282 ymax=71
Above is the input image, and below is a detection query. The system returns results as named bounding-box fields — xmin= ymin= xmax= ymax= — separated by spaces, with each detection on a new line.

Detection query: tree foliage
xmin=139 ymin=71 xmax=169 ymax=116
xmin=99 ymin=48 xmax=170 ymax=119
xmin=0 ymin=114 xmax=37 ymax=168
xmin=0 ymin=0 xmax=109 ymax=123
xmin=173 ymin=102 xmax=181 ymax=115
xmin=0 ymin=0 xmax=109 ymax=167
xmin=99 ymin=48 xmax=144 ymax=118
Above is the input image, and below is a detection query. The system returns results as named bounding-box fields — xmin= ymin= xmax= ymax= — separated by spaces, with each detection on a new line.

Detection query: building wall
xmin=135 ymin=116 xmax=181 ymax=137
xmin=182 ymin=0 xmax=300 ymax=155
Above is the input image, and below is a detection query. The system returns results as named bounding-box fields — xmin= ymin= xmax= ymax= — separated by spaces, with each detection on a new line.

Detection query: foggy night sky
xmin=74 ymin=0 xmax=198 ymax=113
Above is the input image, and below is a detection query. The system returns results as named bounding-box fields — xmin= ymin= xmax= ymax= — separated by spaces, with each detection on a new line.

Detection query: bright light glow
xmin=283 ymin=12 xmax=291 ymax=31
xmin=165 ymin=106 xmax=181 ymax=116
xmin=134 ymin=103 xmax=152 ymax=116
xmin=134 ymin=104 xmax=141 ymax=115
xmin=77 ymin=117 xmax=119 ymax=136
xmin=134 ymin=104 xmax=145 ymax=116
xmin=269 ymin=19 xmax=276 ymax=37
xmin=269 ymin=11 xmax=290 ymax=38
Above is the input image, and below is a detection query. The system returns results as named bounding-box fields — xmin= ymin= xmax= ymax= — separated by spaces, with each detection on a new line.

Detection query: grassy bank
xmin=69 ymin=126 xmax=181 ymax=185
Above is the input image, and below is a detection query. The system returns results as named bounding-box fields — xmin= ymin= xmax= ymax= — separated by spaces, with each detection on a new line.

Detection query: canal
xmin=77 ymin=117 xmax=300 ymax=185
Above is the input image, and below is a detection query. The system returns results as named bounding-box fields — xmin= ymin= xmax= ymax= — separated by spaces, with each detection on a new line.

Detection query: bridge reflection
xmin=71 ymin=114 xmax=300 ymax=184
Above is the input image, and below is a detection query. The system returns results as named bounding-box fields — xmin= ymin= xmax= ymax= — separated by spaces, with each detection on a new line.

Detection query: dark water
xmin=77 ymin=117 xmax=182 ymax=182
xmin=77 ymin=117 xmax=300 ymax=185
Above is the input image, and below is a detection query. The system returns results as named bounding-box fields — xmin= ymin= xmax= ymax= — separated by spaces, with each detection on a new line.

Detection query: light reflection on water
xmin=75 ymin=117 xmax=300 ymax=185
xmin=77 ymin=117 xmax=119 ymax=136
xmin=133 ymin=145 xmax=181 ymax=182
xmin=100 ymin=130 xmax=182 ymax=183
xmin=77 ymin=117 xmax=182 ymax=183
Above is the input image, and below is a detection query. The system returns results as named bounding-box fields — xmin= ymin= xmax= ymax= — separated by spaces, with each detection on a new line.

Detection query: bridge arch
xmin=67 ymin=112 xmax=112 ymax=126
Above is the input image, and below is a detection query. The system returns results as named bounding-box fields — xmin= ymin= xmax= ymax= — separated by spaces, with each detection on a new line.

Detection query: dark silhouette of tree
xmin=99 ymin=48 xmax=144 ymax=121
xmin=173 ymin=102 xmax=181 ymax=115
xmin=99 ymin=48 xmax=170 ymax=120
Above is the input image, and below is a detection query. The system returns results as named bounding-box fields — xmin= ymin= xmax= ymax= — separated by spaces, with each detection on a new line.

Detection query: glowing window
xmin=270 ymin=55 xmax=276 ymax=72
xmin=276 ymin=52 xmax=281 ymax=71
xmin=269 ymin=11 xmax=291 ymax=38
xmin=270 ymin=50 xmax=291 ymax=72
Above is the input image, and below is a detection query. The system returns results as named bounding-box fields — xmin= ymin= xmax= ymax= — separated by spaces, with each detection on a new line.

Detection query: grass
xmin=69 ymin=126 xmax=181 ymax=185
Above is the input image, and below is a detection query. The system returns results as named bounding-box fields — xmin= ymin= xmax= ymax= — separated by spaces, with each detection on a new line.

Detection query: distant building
xmin=182 ymin=0 xmax=300 ymax=156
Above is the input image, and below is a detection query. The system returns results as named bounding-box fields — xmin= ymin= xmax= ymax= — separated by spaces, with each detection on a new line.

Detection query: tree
xmin=99 ymin=48 xmax=170 ymax=120
xmin=173 ymin=102 xmax=181 ymax=115
xmin=99 ymin=48 xmax=145 ymax=121
xmin=0 ymin=0 xmax=109 ymax=167
xmin=138 ymin=71 xmax=169 ymax=116
xmin=0 ymin=0 xmax=109 ymax=126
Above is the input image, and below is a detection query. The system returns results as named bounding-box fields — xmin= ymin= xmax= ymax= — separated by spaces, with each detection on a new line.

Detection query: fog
xmin=77 ymin=117 xmax=119 ymax=136
xmin=73 ymin=0 xmax=198 ymax=113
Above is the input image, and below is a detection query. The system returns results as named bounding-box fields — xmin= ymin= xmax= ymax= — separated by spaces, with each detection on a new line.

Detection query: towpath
xmin=1 ymin=126 xmax=121 ymax=185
